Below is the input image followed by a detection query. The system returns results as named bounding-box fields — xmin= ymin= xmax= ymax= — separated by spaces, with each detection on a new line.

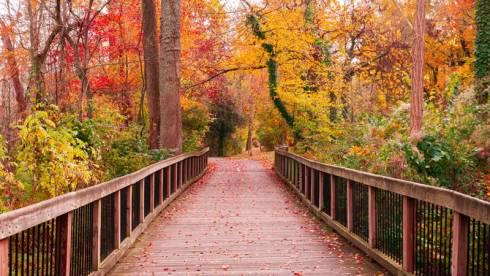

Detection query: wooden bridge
xmin=0 ymin=148 xmax=489 ymax=275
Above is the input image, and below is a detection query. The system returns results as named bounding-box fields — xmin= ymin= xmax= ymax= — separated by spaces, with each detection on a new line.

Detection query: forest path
xmin=109 ymin=158 xmax=383 ymax=275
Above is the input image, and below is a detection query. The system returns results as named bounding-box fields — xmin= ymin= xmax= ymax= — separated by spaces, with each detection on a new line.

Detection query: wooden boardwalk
xmin=109 ymin=158 xmax=383 ymax=275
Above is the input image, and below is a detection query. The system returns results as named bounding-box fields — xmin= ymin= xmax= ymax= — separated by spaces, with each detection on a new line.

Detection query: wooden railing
xmin=275 ymin=148 xmax=490 ymax=276
xmin=0 ymin=148 xmax=209 ymax=276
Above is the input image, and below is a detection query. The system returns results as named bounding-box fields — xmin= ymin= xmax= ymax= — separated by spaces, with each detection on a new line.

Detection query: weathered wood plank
xmin=109 ymin=159 xmax=382 ymax=275
xmin=368 ymin=186 xmax=376 ymax=247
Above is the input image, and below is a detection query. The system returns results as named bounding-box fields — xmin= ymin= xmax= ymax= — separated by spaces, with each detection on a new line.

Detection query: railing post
xmin=368 ymin=186 xmax=377 ymax=247
xmin=92 ymin=199 xmax=101 ymax=270
xmin=139 ymin=179 xmax=145 ymax=221
xmin=167 ymin=166 xmax=171 ymax=196
xmin=179 ymin=161 xmax=183 ymax=188
xmin=126 ymin=186 xmax=132 ymax=236
xmin=319 ymin=172 xmax=324 ymax=211
xmin=402 ymin=196 xmax=415 ymax=272
xmin=0 ymin=238 xmax=7 ymax=276
xmin=159 ymin=169 xmax=164 ymax=204
xmin=58 ymin=212 xmax=73 ymax=276
xmin=149 ymin=174 xmax=155 ymax=212
xmin=331 ymin=175 xmax=336 ymax=220
xmin=347 ymin=180 xmax=353 ymax=231
xmin=298 ymin=164 xmax=303 ymax=193
xmin=310 ymin=168 xmax=315 ymax=202
xmin=114 ymin=190 xmax=121 ymax=249
xmin=451 ymin=212 xmax=469 ymax=275
xmin=304 ymin=165 xmax=309 ymax=197
xmin=173 ymin=164 xmax=178 ymax=193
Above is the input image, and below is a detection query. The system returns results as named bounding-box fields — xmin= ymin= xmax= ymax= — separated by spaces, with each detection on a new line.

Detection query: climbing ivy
xmin=476 ymin=0 xmax=490 ymax=104
xmin=246 ymin=14 xmax=298 ymax=138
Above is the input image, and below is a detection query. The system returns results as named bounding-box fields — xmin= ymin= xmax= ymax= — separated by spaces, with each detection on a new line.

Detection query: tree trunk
xmin=409 ymin=0 xmax=426 ymax=138
xmin=142 ymin=0 xmax=160 ymax=149
xmin=0 ymin=20 xmax=27 ymax=115
xmin=476 ymin=0 xmax=490 ymax=105
xmin=160 ymin=0 xmax=182 ymax=153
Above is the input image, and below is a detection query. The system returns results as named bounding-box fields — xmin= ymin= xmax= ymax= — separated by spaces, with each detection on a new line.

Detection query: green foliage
xmin=182 ymin=99 xmax=211 ymax=152
xmin=207 ymin=99 xmax=245 ymax=156
xmin=15 ymin=108 xmax=94 ymax=197
xmin=403 ymin=136 xmax=469 ymax=187
xmin=0 ymin=136 xmax=23 ymax=212
xmin=101 ymin=124 xmax=172 ymax=179
xmin=256 ymin=107 xmax=288 ymax=150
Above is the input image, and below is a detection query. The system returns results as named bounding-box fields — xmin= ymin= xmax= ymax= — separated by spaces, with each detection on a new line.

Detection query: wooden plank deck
xmin=109 ymin=158 xmax=383 ymax=275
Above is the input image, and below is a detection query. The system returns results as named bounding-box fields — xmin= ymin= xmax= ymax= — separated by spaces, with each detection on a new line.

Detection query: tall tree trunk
xmin=476 ymin=0 xmax=490 ymax=106
xmin=409 ymin=0 xmax=426 ymax=138
xmin=0 ymin=20 xmax=27 ymax=115
xmin=142 ymin=0 xmax=160 ymax=149
xmin=160 ymin=0 xmax=183 ymax=153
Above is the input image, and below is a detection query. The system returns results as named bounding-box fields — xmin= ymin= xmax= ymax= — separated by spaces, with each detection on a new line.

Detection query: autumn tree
xmin=0 ymin=19 xmax=26 ymax=115
xmin=160 ymin=0 xmax=183 ymax=153
xmin=26 ymin=0 xmax=63 ymax=106
xmin=410 ymin=0 xmax=426 ymax=138
xmin=142 ymin=0 xmax=160 ymax=149
xmin=476 ymin=0 xmax=490 ymax=105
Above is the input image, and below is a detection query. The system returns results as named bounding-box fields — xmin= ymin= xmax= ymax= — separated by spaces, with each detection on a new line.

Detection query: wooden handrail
xmin=0 ymin=148 xmax=209 ymax=276
xmin=275 ymin=148 xmax=490 ymax=276
xmin=276 ymin=149 xmax=490 ymax=224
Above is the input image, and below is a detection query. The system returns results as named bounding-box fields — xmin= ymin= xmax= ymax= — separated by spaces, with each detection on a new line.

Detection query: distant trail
xmin=109 ymin=158 xmax=383 ymax=275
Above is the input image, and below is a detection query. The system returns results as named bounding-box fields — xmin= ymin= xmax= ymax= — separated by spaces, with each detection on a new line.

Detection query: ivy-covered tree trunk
xmin=476 ymin=0 xmax=490 ymax=105
xmin=246 ymin=14 xmax=298 ymax=139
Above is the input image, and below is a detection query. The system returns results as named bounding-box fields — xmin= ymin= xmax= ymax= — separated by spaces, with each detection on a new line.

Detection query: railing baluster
xmin=451 ymin=212 xmax=469 ymax=275
xmin=92 ymin=200 xmax=101 ymax=270
xmin=368 ymin=186 xmax=377 ymax=247
xmin=402 ymin=196 xmax=415 ymax=272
